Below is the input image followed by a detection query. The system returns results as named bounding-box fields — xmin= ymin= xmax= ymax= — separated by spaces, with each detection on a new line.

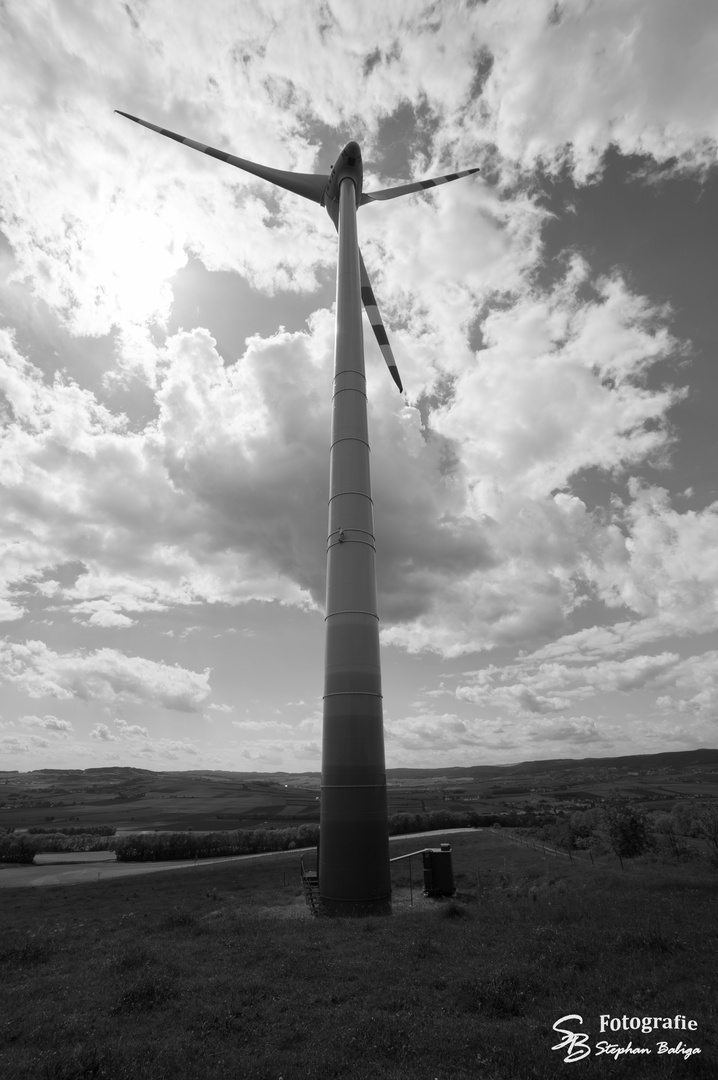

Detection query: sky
xmin=1 ymin=0 xmax=717 ymax=774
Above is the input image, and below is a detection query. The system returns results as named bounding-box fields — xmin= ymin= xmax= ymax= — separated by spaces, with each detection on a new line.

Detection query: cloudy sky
xmin=1 ymin=0 xmax=717 ymax=773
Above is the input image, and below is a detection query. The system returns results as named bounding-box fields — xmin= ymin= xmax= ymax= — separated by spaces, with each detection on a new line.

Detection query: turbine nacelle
xmin=324 ymin=141 xmax=363 ymax=211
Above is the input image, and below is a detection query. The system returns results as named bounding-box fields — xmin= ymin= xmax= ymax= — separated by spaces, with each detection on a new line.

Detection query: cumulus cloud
xmin=653 ymin=651 xmax=718 ymax=721
xmin=359 ymin=179 xmax=545 ymax=364
xmin=114 ymin=718 xmax=150 ymax=739
xmin=474 ymin=0 xmax=718 ymax=179
xmin=378 ymin=251 xmax=692 ymax=655
xmin=448 ymin=642 xmax=718 ymax=755
xmin=386 ymin=713 xmax=479 ymax=754
xmin=4 ymin=0 xmax=712 ymax=381
xmin=0 ymin=329 xmax=319 ymax=625
xmin=589 ymin=482 xmax=718 ymax=625
xmin=1 ymin=734 xmax=49 ymax=754
xmin=431 ymin=260 xmax=682 ymax=501
xmin=528 ymin=619 xmax=682 ymax=665
xmin=0 ymin=268 xmax=696 ymax=661
xmin=0 ymin=640 xmax=211 ymax=711
xmin=457 ymin=651 xmax=681 ymax=712
xmin=384 ymin=710 xmax=613 ymax=767
xmin=71 ymin=602 xmax=137 ymax=629
xmin=0 ymin=0 xmax=334 ymax=368
xmin=1 ymin=1 xmax=716 ymax=768
xmin=522 ymin=485 xmax=718 ymax=670
xmin=19 ymin=714 xmax=74 ymax=736
xmin=0 ymin=3 xmax=702 ymax=666
xmin=89 ymin=721 xmax=196 ymax=763
xmin=131 ymin=737 xmax=200 ymax=760
xmin=0 ymin=597 xmax=25 ymax=622
xmin=90 ymin=723 xmax=119 ymax=742
xmin=523 ymin=715 xmax=608 ymax=745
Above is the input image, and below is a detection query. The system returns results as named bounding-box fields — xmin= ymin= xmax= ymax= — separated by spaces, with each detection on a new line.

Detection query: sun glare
xmin=98 ymin=208 xmax=187 ymax=323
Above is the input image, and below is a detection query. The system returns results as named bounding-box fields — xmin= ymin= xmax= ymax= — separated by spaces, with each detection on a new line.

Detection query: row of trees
xmin=11 ymin=801 xmax=713 ymax=866
xmin=110 ymin=823 xmax=321 ymax=861
xmin=108 ymin=809 xmax=514 ymax=861
xmin=25 ymin=825 xmax=116 ymax=836
xmin=0 ymin=808 xmax=524 ymax=864
xmin=652 ymin=802 xmax=718 ymax=859
xmin=535 ymin=800 xmax=718 ymax=867
xmin=388 ymin=808 xmax=552 ymax=835
xmin=0 ymin=831 xmax=117 ymax=862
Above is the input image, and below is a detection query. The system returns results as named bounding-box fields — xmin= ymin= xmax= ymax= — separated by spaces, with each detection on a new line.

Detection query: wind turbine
xmin=116 ymin=110 xmax=479 ymax=915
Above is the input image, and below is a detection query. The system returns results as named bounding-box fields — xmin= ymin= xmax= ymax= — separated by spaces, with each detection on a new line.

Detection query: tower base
xmin=319 ymin=893 xmax=392 ymax=917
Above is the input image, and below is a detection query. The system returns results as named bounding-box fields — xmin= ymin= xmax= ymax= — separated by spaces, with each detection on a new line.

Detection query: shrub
xmin=671 ymin=802 xmax=703 ymax=838
xmin=602 ymin=800 xmax=652 ymax=868
xmin=0 ymin=834 xmax=35 ymax=864
xmin=695 ymin=803 xmax=718 ymax=853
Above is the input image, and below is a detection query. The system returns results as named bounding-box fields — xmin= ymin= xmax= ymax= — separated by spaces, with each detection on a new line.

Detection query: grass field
xmin=1 ymin=830 xmax=716 ymax=1079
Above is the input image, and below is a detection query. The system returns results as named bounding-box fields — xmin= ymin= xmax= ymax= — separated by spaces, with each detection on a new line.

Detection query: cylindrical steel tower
xmin=113 ymin=116 xmax=479 ymax=919
xmin=319 ymin=176 xmax=391 ymax=916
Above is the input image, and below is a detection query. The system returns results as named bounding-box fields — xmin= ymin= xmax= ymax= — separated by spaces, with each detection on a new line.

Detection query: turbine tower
xmin=115 ymin=110 xmax=479 ymax=915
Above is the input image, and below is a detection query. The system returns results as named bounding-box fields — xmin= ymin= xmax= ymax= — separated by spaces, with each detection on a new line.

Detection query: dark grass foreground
xmin=1 ymin=831 xmax=716 ymax=1079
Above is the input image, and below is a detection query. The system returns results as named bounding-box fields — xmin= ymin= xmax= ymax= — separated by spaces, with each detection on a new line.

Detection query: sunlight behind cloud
xmin=90 ymin=207 xmax=187 ymax=326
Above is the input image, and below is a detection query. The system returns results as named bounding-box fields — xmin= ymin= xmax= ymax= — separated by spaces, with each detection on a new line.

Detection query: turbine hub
xmin=324 ymin=141 xmax=363 ymax=209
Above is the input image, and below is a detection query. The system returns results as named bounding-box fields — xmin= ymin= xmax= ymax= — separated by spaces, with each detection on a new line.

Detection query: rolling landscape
xmin=2 ymin=748 xmax=717 ymax=834
xmin=2 ymin=748 xmax=717 ymax=1076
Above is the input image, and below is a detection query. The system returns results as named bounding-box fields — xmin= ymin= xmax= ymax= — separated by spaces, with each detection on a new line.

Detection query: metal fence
xmin=498 ymin=828 xmax=596 ymax=866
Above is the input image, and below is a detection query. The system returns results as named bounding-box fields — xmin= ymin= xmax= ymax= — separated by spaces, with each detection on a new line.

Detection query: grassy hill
xmin=1 ymin=829 xmax=715 ymax=1078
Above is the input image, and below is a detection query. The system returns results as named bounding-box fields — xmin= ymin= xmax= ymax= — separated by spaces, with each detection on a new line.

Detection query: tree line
xmin=4 ymin=802 xmax=714 ymax=866
xmin=531 ymin=799 xmax=718 ymax=867
xmin=0 ymin=809 xmax=528 ymax=864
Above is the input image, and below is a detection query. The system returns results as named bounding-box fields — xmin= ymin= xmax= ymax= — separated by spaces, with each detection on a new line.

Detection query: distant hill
xmin=3 ymin=748 xmax=717 ymax=786
xmin=385 ymin=748 xmax=718 ymax=781
xmin=2 ymin=748 xmax=716 ymax=833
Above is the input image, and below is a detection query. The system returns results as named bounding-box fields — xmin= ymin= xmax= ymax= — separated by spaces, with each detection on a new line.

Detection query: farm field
xmin=1 ymin=828 xmax=715 ymax=1079
xmin=2 ymin=748 xmax=717 ymax=834
xmin=0 ymin=769 xmax=322 ymax=832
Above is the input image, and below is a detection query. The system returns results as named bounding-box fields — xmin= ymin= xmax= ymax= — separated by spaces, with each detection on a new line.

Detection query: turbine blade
xmin=361 ymin=166 xmax=480 ymax=204
xmin=359 ymin=251 xmax=403 ymax=393
xmin=115 ymin=111 xmax=328 ymax=204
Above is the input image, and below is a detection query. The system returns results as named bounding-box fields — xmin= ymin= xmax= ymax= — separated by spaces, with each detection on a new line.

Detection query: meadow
xmin=1 ymin=829 xmax=716 ymax=1079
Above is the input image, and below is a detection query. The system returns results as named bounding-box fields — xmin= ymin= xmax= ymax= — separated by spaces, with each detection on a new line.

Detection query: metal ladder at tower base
xmin=300 ymin=855 xmax=324 ymax=916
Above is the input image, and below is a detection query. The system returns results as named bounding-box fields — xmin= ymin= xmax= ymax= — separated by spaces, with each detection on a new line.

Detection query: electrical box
xmin=422 ymin=843 xmax=455 ymax=897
